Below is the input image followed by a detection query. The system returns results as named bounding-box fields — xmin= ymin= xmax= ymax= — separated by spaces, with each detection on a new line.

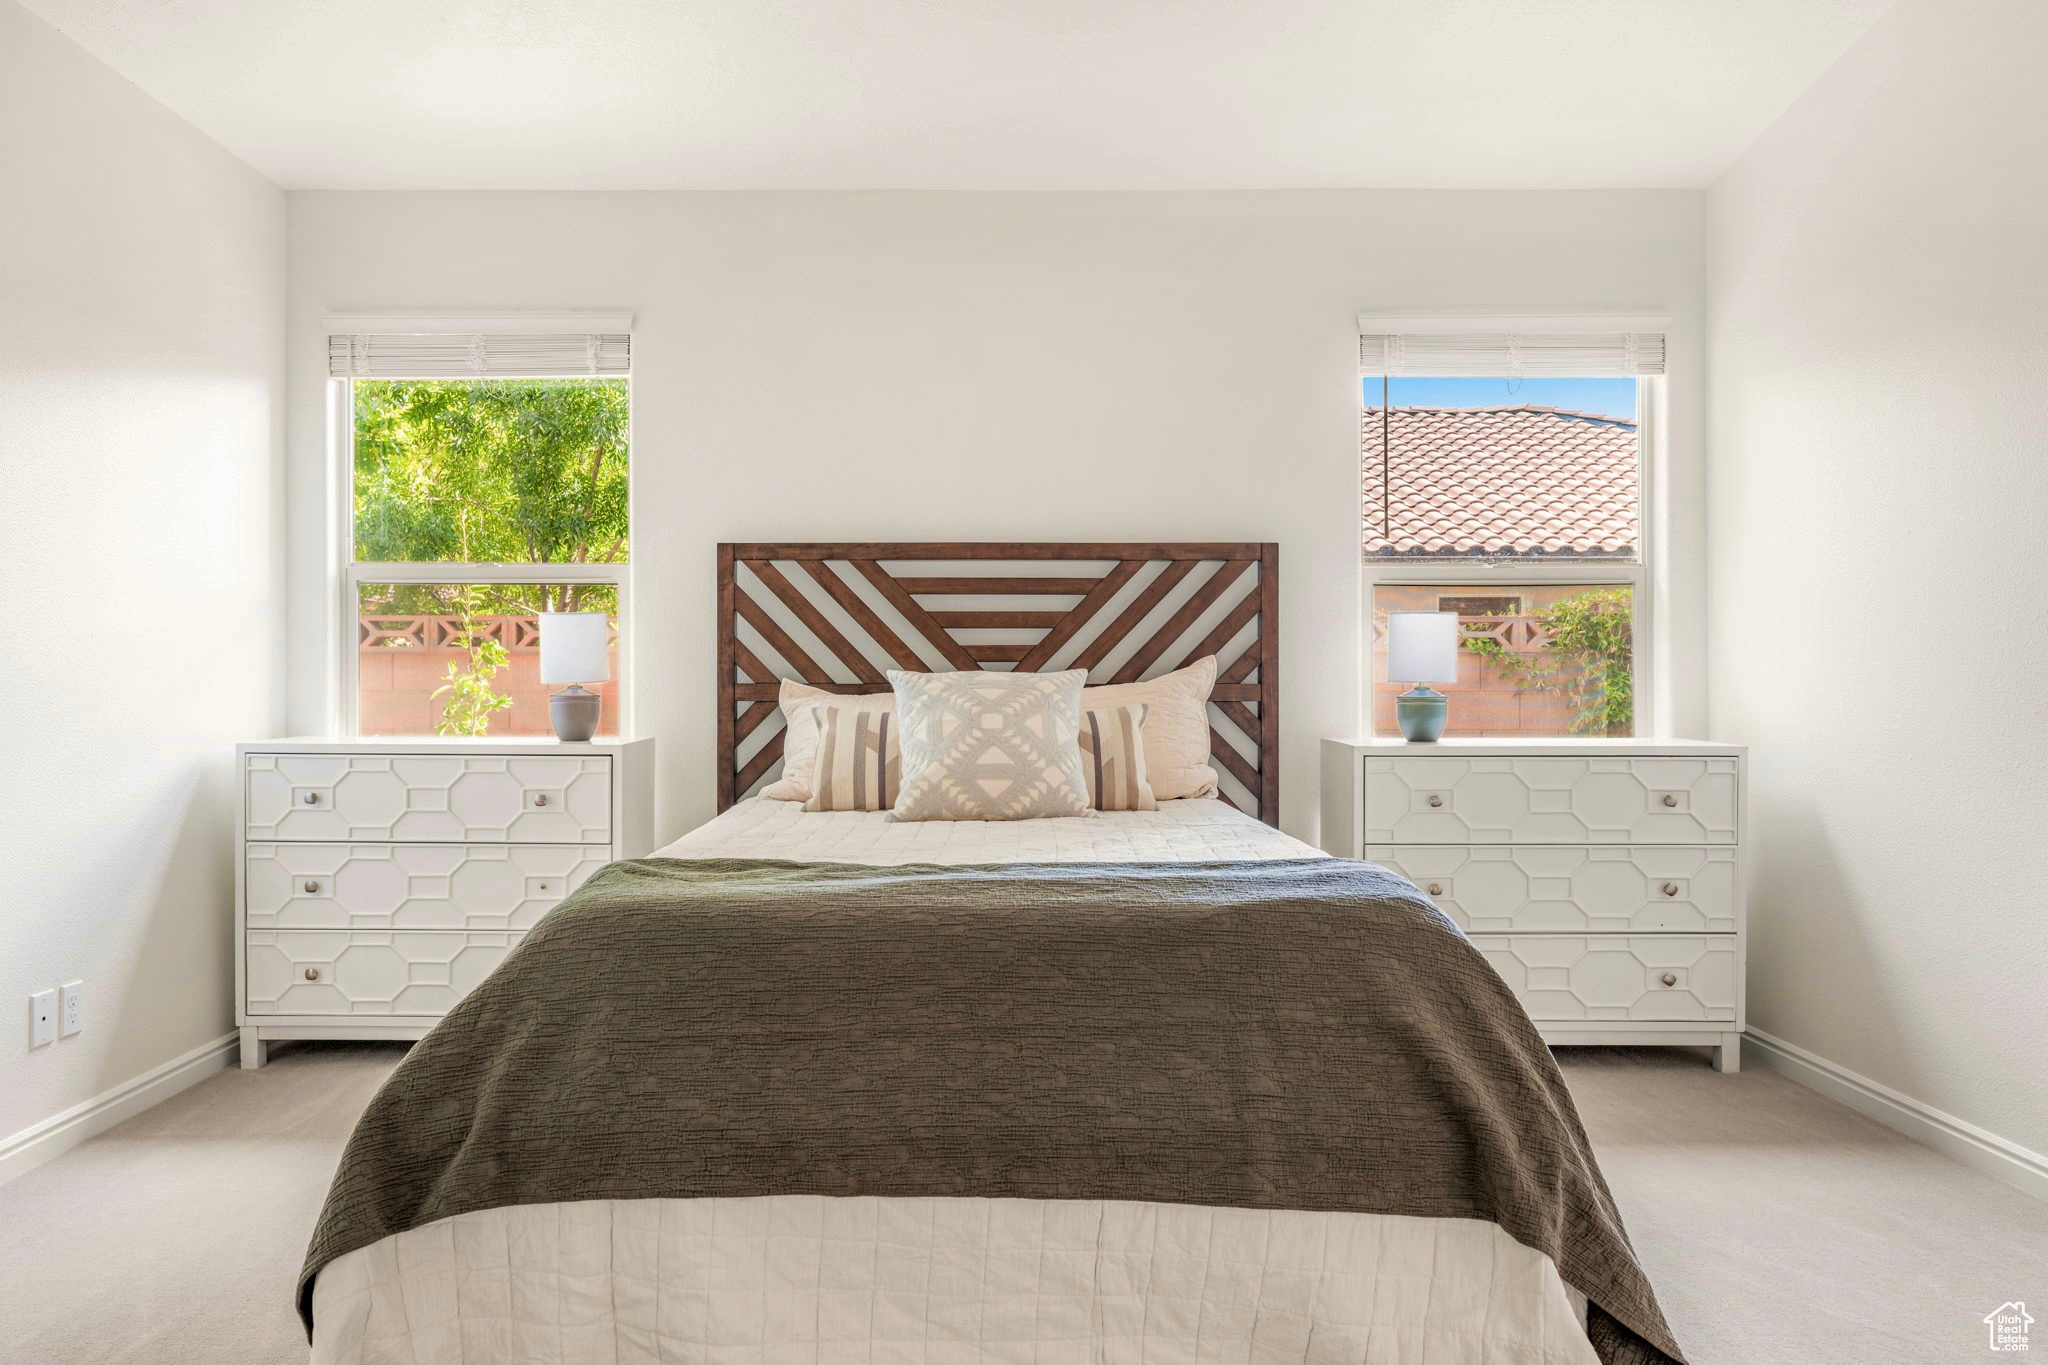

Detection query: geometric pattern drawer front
xmin=1363 ymin=756 xmax=1739 ymax=845
xmin=245 ymin=930 xmax=523 ymax=1016
xmin=1366 ymin=845 xmax=1738 ymax=934
xmin=244 ymin=753 xmax=612 ymax=844
xmin=1469 ymin=934 xmax=1737 ymax=1022
xmin=245 ymin=844 xmax=611 ymax=932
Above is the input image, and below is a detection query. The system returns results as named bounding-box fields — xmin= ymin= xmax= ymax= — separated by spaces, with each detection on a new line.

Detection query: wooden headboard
xmin=718 ymin=542 xmax=1280 ymax=824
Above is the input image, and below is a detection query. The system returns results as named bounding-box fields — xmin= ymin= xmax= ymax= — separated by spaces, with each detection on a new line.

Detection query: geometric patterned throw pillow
xmin=888 ymin=668 xmax=1091 ymax=821
xmin=1079 ymin=703 xmax=1155 ymax=811
xmin=802 ymin=703 xmax=902 ymax=812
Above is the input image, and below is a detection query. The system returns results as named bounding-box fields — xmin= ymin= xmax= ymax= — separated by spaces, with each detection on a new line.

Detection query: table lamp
xmin=539 ymin=612 xmax=611 ymax=742
xmin=1386 ymin=611 xmax=1459 ymax=742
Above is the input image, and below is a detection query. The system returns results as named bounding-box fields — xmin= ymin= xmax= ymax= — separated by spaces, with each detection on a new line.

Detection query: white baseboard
xmin=1747 ymin=1028 xmax=2048 ymax=1203
xmin=0 ymin=1032 xmax=237 ymax=1187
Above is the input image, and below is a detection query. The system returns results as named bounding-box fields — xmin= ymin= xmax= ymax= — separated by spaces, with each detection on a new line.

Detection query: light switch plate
xmin=29 ymin=990 xmax=56 ymax=1047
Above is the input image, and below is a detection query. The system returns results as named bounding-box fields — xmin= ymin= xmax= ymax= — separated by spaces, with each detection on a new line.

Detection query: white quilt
xmin=310 ymin=802 xmax=1599 ymax=1365
xmin=651 ymin=796 xmax=1324 ymax=865
xmin=314 ymin=1197 xmax=1596 ymax=1365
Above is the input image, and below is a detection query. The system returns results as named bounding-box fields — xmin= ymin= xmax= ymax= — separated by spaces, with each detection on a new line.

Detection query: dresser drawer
xmin=1368 ymin=845 xmax=1737 ymax=934
xmin=1363 ymin=755 xmax=1738 ymax=845
xmin=246 ymin=930 xmax=523 ymax=1016
xmin=1470 ymin=934 xmax=1737 ymax=1022
xmin=245 ymin=843 xmax=610 ymax=931
xmin=244 ymin=753 xmax=612 ymax=844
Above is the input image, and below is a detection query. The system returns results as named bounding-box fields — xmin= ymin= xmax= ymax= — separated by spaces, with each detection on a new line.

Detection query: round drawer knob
xmin=303 ymin=880 xmax=321 ymax=894
xmin=1427 ymin=794 xmax=1444 ymax=808
xmin=1661 ymin=882 xmax=1679 ymax=897
xmin=1426 ymin=882 xmax=1444 ymax=896
xmin=1660 ymin=794 xmax=1678 ymax=807
xmin=532 ymin=793 xmax=550 ymax=807
xmin=303 ymin=967 xmax=322 ymax=982
xmin=538 ymin=882 xmax=551 ymax=892
xmin=1659 ymin=972 xmax=1678 ymax=987
xmin=302 ymin=792 xmax=321 ymax=806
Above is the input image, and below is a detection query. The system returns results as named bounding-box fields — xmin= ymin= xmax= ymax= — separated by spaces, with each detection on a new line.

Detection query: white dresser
xmin=1320 ymin=738 xmax=1746 ymax=1072
xmin=235 ymin=737 xmax=656 ymax=1068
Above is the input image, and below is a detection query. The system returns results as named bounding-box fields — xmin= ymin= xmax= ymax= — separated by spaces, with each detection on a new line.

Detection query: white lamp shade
xmin=539 ymin=612 xmax=611 ymax=684
xmin=1386 ymin=611 xmax=1459 ymax=685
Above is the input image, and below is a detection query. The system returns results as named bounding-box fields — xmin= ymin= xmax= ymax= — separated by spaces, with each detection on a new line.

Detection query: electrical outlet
xmin=59 ymin=982 xmax=82 ymax=1038
xmin=29 ymin=990 xmax=56 ymax=1048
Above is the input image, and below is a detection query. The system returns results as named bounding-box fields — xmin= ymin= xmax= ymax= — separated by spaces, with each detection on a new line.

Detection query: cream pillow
xmin=761 ymin=656 xmax=1219 ymax=802
xmin=1081 ymin=656 xmax=1219 ymax=800
xmin=890 ymin=669 xmax=1092 ymax=821
xmin=758 ymin=680 xmax=892 ymax=802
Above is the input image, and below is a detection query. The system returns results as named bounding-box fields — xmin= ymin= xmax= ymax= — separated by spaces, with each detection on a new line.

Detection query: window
xmin=1359 ymin=320 xmax=1662 ymax=739
xmin=332 ymin=323 xmax=630 ymax=737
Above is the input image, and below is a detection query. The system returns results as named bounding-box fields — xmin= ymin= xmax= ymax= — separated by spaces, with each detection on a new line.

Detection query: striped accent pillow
xmin=802 ymin=706 xmax=902 ymax=812
xmin=1079 ymin=703 xmax=1155 ymax=811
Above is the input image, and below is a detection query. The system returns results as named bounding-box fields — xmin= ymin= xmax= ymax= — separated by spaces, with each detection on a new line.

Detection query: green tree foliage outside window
xmin=353 ymin=378 xmax=627 ymax=733
xmin=1461 ymin=587 xmax=1634 ymax=736
xmin=354 ymin=378 xmax=629 ymax=618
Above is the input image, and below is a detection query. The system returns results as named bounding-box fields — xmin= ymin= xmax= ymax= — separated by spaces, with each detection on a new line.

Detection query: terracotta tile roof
xmin=1362 ymin=404 xmax=1638 ymax=558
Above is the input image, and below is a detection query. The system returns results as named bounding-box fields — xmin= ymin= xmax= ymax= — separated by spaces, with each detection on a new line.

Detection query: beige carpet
xmin=1 ymin=1043 xmax=2042 ymax=1363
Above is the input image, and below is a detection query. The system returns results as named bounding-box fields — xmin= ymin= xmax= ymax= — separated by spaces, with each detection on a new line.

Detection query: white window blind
xmin=1357 ymin=327 xmax=1665 ymax=377
xmin=328 ymin=331 xmax=630 ymax=378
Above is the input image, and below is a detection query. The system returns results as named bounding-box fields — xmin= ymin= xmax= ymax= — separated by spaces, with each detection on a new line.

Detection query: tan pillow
xmin=1079 ymin=703 xmax=1155 ymax=811
xmin=802 ymin=705 xmax=902 ymax=812
xmin=758 ymin=680 xmax=892 ymax=801
xmin=761 ymin=656 xmax=1219 ymax=803
xmin=1080 ymin=656 xmax=1219 ymax=800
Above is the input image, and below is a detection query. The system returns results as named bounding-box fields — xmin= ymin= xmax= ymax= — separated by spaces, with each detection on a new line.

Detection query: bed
xmin=299 ymin=544 xmax=1682 ymax=1365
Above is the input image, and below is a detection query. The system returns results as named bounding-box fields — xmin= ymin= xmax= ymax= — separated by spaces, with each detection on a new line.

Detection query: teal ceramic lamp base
xmin=1396 ymin=685 xmax=1449 ymax=742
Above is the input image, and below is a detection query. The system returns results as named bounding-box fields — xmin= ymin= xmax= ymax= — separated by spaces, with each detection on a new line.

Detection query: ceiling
xmin=22 ymin=0 xmax=1895 ymax=191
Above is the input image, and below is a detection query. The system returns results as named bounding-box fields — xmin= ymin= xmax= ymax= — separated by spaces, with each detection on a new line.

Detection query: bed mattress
xmin=308 ymin=801 xmax=1643 ymax=1365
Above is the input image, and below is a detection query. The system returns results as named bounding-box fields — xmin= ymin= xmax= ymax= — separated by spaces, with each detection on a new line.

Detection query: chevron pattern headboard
xmin=717 ymin=542 xmax=1280 ymax=824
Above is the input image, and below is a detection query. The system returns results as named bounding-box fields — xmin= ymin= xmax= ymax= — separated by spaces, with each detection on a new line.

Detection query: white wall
xmin=287 ymin=189 xmax=1706 ymax=842
xmin=0 ymin=2 xmax=285 ymax=1145
xmin=1708 ymin=0 xmax=2048 ymax=1153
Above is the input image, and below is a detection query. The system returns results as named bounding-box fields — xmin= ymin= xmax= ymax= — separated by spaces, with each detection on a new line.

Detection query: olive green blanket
xmin=300 ymin=857 xmax=1683 ymax=1364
